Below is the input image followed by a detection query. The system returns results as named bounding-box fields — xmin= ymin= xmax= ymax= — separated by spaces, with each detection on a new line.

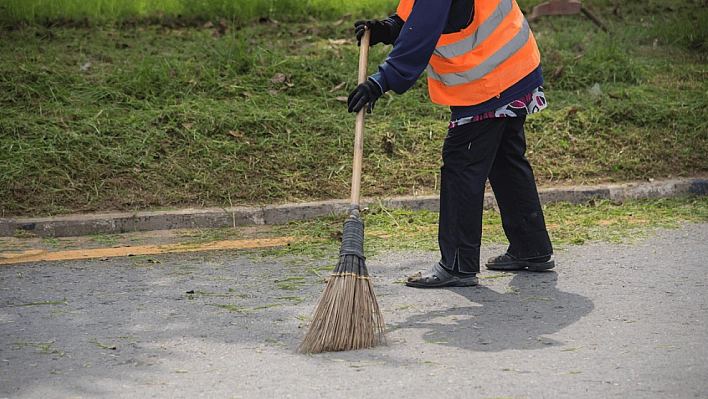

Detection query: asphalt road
xmin=1 ymin=223 xmax=706 ymax=398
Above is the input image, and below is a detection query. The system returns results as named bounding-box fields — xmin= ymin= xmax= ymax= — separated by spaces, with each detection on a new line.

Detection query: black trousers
xmin=438 ymin=115 xmax=553 ymax=275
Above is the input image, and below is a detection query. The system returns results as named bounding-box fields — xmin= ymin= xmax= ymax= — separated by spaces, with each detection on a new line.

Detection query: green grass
xmin=19 ymin=301 xmax=68 ymax=306
xmin=258 ymin=196 xmax=708 ymax=261
xmin=0 ymin=1 xmax=706 ymax=218
xmin=89 ymin=339 xmax=116 ymax=349
xmin=11 ymin=341 xmax=56 ymax=354
xmin=0 ymin=0 xmax=399 ymax=25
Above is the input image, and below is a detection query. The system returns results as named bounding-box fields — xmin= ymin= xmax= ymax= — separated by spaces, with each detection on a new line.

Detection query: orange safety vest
xmin=396 ymin=0 xmax=541 ymax=106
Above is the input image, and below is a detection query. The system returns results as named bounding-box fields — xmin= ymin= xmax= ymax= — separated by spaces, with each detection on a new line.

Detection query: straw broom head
xmin=297 ymin=215 xmax=387 ymax=353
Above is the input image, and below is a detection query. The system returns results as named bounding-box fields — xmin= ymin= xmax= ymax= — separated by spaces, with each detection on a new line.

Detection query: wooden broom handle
xmin=351 ymin=30 xmax=370 ymax=209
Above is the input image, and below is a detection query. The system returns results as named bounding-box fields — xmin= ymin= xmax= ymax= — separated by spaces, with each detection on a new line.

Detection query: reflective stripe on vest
xmin=395 ymin=0 xmax=540 ymax=106
xmin=433 ymin=0 xmax=515 ymax=60
xmin=427 ymin=18 xmax=531 ymax=86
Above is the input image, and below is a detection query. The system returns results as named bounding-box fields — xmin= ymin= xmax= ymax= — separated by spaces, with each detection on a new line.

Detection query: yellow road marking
xmin=0 ymin=237 xmax=296 ymax=265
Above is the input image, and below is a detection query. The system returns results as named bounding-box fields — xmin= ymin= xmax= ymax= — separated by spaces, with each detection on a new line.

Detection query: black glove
xmin=355 ymin=19 xmax=395 ymax=46
xmin=347 ymin=80 xmax=383 ymax=113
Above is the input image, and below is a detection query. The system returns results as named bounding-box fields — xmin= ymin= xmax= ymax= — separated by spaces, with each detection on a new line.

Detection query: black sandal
xmin=485 ymin=252 xmax=555 ymax=271
xmin=406 ymin=263 xmax=478 ymax=288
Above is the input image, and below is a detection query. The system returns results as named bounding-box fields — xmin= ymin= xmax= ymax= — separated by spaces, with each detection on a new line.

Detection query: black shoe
xmin=485 ymin=252 xmax=555 ymax=271
xmin=406 ymin=263 xmax=478 ymax=288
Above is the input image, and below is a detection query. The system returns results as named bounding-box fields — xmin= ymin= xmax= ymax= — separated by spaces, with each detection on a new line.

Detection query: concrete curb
xmin=2 ymin=178 xmax=706 ymax=238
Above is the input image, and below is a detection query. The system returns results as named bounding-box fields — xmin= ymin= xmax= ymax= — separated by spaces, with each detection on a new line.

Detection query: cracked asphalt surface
xmin=1 ymin=223 xmax=706 ymax=398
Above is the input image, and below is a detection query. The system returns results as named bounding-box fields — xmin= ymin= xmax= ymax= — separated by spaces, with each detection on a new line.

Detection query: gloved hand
xmin=355 ymin=19 xmax=395 ymax=46
xmin=347 ymin=80 xmax=383 ymax=113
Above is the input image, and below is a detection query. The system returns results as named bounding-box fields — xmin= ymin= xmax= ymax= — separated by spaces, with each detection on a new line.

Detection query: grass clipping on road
xmin=264 ymin=196 xmax=708 ymax=261
xmin=7 ymin=197 xmax=703 ymax=264
xmin=1 ymin=1 xmax=707 ymax=218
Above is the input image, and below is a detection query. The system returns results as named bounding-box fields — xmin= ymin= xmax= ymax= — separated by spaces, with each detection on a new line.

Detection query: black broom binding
xmin=296 ymin=30 xmax=387 ymax=353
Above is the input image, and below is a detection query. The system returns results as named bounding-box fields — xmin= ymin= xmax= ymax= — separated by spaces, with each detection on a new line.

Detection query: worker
xmin=348 ymin=0 xmax=555 ymax=288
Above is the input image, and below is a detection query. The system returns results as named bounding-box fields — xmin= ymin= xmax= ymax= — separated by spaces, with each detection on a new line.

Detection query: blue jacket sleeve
xmin=369 ymin=0 xmax=452 ymax=95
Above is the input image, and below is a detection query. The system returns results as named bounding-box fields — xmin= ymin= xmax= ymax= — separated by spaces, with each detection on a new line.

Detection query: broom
xmin=296 ymin=30 xmax=387 ymax=353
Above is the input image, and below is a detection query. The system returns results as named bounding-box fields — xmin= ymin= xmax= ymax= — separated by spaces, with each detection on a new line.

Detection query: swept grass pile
xmin=1 ymin=0 xmax=706 ymax=218
xmin=263 ymin=196 xmax=708 ymax=263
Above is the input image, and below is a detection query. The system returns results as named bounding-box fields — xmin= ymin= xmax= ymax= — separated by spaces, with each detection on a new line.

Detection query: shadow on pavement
xmin=388 ymin=271 xmax=595 ymax=352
